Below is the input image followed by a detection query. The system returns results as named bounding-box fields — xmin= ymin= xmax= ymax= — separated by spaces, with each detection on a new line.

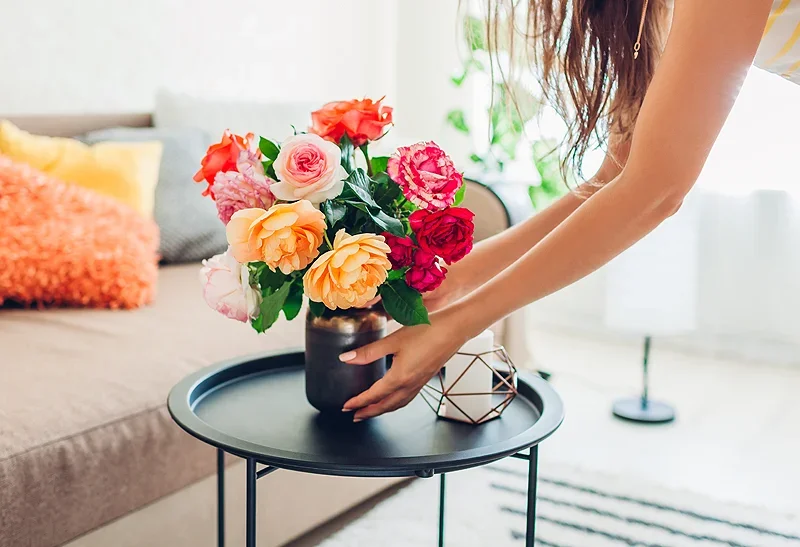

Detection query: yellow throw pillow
xmin=0 ymin=120 xmax=162 ymax=216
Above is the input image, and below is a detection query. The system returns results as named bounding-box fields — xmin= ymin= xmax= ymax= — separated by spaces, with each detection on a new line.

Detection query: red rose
xmin=409 ymin=207 xmax=475 ymax=265
xmin=310 ymin=98 xmax=393 ymax=146
xmin=382 ymin=232 xmax=415 ymax=269
xmin=406 ymin=250 xmax=446 ymax=293
xmin=193 ymin=130 xmax=254 ymax=198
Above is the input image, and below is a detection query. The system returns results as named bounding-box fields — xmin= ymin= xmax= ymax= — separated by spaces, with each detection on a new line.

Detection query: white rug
xmin=318 ymin=459 xmax=800 ymax=546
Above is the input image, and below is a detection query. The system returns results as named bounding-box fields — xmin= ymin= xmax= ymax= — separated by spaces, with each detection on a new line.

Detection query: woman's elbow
xmin=655 ymin=193 xmax=685 ymax=218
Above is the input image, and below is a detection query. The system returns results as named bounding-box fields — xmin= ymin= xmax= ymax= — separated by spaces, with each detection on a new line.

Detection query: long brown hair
xmin=483 ymin=0 xmax=670 ymax=181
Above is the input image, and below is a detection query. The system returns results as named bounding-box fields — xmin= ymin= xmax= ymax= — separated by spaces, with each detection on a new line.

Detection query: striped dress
xmin=755 ymin=0 xmax=800 ymax=84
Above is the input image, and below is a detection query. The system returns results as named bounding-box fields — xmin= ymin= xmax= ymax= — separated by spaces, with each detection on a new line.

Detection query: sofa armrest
xmin=463 ymin=178 xmax=534 ymax=242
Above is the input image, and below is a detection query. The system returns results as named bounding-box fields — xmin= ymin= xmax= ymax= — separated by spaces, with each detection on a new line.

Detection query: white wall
xmin=0 ymin=0 xmax=397 ymax=114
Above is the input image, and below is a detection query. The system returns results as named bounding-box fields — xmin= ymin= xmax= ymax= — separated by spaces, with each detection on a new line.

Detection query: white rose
xmin=199 ymin=247 xmax=261 ymax=322
xmin=270 ymin=133 xmax=347 ymax=204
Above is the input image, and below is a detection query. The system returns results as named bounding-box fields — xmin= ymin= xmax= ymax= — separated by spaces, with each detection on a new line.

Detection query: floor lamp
xmin=604 ymin=198 xmax=699 ymax=424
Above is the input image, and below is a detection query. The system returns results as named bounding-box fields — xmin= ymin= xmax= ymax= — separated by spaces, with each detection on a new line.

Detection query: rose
xmin=310 ymin=98 xmax=393 ymax=146
xmin=199 ymin=247 xmax=261 ymax=322
xmin=194 ymin=130 xmax=256 ymax=198
xmin=226 ymin=201 xmax=327 ymax=274
xmin=304 ymin=230 xmax=391 ymax=310
xmin=214 ymin=144 xmax=276 ymax=224
xmin=269 ymin=134 xmax=347 ymax=204
xmin=406 ymin=250 xmax=446 ymax=293
xmin=409 ymin=207 xmax=475 ymax=265
xmin=382 ymin=232 xmax=415 ymax=269
xmin=387 ymin=141 xmax=463 ymax=211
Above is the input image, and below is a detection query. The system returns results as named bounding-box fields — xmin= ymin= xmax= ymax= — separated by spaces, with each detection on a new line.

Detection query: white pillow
xmin=154 ymin=89 xmax=319 ymax=143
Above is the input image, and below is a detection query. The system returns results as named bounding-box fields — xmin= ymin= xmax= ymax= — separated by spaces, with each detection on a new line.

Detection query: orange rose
xmin=194 ymin=130 xmax=256 ymax=198
xmin=310 ymin=98 xmax=393 ymax=146
xmin=303 ymin=230 xmax=391 ymax=310
xmin=226 ymin=201 xmax=326 ymax=274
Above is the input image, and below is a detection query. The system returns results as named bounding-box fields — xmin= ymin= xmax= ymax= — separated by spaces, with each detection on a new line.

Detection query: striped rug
xmin=318 ymin=459 xmax=800 ymax=546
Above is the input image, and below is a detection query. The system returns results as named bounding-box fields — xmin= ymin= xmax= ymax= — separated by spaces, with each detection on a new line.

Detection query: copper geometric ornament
xmin=420 ymin=345 xmax=519 ymax=425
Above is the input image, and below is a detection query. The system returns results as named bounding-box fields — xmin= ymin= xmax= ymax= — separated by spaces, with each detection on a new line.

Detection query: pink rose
xmin=382 ymin=232 xmax=415 ymax=269
xmin=213 ymin=143 xmax=276 ymax=224
xmin=406 ymin=250 xmax=446 ymax=293
xmin=199 ymin=248 xmax=261 ymax=322
xmin=387 ymin=142 xmax=463 ymax=211
xmin=270 ymin=133 xmax=347 ymax=204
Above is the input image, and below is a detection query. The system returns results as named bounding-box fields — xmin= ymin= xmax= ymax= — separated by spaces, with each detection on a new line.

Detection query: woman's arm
xmin=342 ymin=0 xmax=772 ymax=420
xmin=425 ymin=137 xmax=630 ymax=311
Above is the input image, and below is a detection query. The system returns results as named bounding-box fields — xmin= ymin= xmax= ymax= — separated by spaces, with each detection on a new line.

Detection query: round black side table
xmin=168 ymin=350 xmax=564 ymax=547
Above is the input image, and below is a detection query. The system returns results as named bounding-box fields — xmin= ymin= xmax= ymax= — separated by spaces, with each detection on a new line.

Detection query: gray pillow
xmin=82 ymin=127 xmax=227 ymax=263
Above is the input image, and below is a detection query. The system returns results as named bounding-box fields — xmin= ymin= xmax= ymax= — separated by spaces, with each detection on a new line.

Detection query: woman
xmin=342 ymin=0 xmax=800 ymax=421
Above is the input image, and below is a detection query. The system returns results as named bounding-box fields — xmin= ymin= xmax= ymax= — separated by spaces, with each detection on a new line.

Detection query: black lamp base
xmin=612 ymin=397 xmax=675 ymax=424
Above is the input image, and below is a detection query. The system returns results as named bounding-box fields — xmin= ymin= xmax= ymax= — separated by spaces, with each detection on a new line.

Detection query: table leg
xmin=246 ymin=457 xmax=257 ymax=547
xmin=438 ymin=473 xmax=446 ymax=547
xmin=525 ymin=445 xmax=539 ymax=547
xmin=217 ymin=449 xmax=225 ymax=547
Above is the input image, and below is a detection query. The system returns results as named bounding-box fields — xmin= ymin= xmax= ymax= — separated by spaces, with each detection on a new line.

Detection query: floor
xmin=290 ymin=327 xmax=800 ymax=545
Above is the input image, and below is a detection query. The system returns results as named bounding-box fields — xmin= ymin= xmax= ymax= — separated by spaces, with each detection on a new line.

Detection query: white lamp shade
xmin=604 ymin=198 xmax=700 ymax=336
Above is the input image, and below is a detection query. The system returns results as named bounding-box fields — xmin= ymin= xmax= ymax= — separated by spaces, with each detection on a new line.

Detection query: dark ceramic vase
xmin=305 ymin=306 xmax=387 ymax=413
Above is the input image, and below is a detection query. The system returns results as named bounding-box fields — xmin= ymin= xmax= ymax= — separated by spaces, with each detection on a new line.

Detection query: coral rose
xmin=194 ymin=130 xmax=256 ymax=198
xmin=387 ymin=142 xmax=463 ymax=211
xmin=199 ymin=247 xmax=261 ymax=322
xmin=406 ymin=250 xmax=446 ymax=294
xmin=304 ymin=230 xmax=391 ymax=310
xmin=382 ymin=232 xmax=415 ymax=269
xmin=226 ymin=201 xmax=326 ymax=274
xmin=310 ymin=98 xmax=393 ymax=146
xmin=409 ymin=207 xmax=475 ymax=265
xmin=270 ymin=134 xmax=347 ymax=204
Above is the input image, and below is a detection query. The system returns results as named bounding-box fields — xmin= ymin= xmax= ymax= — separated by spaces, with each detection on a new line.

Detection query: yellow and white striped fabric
xmin=755 ymin=0 xmax=800 ymax=84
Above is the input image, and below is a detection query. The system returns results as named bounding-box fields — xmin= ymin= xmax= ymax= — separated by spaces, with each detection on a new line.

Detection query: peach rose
xmin=226 ymin=201 xmax=327 ymax=274
xmin=303 ymin=230 xmax=391 ymax=310
xmin=310 ymin=98 xmax=393 ymax=146
xmin=269 ymin=134 xmax=346 ymax=204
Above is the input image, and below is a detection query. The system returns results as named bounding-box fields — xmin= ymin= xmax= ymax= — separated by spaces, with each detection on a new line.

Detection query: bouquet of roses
xmin=196 ymin=98 xmax=475 ymax=331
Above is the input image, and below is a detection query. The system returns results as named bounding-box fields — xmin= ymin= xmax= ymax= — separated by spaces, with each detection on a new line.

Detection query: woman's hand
xmin=421 ymin=259 xmax=476 ymax=312
xmin=340 ymin=307 xmax=470 ymax=421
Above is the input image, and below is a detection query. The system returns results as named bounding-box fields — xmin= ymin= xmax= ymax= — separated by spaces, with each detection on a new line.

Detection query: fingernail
xmin=339 ymin=351 xmax=356 ymax=362
xmin=342 ymin=407 xmax=354 ymax=412
xmin=352 ymin=417 xmax=363 ymax=423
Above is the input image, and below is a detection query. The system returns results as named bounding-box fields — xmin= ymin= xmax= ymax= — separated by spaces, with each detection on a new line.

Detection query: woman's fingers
xmin=353 ymin=390 xmax=414 ymax=421
xmin=342 ymin=373 xmax=399 ymax=411
xmin=339 ymin=331 xmax=398 ymax=365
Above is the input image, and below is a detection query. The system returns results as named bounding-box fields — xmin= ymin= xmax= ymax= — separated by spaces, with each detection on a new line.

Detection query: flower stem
xmin=323 ymin=231 xmax=334 ymax=250
xmin=361 ymin=144 xmax=372 ymax=177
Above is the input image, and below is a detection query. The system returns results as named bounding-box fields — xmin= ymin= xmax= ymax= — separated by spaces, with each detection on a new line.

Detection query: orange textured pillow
xmin=0 ymin=155 xmax=159 ymax=309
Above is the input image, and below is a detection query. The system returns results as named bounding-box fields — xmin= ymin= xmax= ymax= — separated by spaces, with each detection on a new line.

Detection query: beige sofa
xmin=0 ymin=114 xmax=532 ymax=547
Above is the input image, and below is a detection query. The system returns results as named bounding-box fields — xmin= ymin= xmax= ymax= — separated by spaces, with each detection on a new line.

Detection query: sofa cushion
xmin=81 ymin=126 xmax=229 ymax=264
xmin=0 ymin=264 xmax=304 ymax=547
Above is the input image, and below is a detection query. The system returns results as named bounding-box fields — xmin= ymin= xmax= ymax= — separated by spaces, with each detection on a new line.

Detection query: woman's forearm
xmin=457 ymin=140 xmax=630 ymax=292
xmin=455 ymin=172 xmax=684 ymax=336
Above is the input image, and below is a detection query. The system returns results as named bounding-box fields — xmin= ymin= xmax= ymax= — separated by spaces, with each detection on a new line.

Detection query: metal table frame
xmin=215 ymin=444 xmax=540 ymax=547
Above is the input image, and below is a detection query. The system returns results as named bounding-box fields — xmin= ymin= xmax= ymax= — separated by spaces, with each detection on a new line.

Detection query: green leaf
xmin=370 ymin=156 xmax=390 ymax=174
xmin=374 ymin=178 xmax=401 ymax=209
xmin=453 ymin=183 xmax=467 ymax=206
xmin=469 ymin=153 xmax=485 ymax=165
xmin=252 ymin=281 xmax=292 ymax=332
xmin=258 ymin=266 xmax=286 ymax=291
xmin=379 ymin=279 xmax=430 ymax=326
xmin=387 ymin=269 xmax=406 ymax=281
xmin=262 ymin=159 xmax=276 ymax=180
xmin=342 ymin=170 xmax=379 ymax=208
xmin=259 ymin=137 xmax=280 ymax=161
xmin=282 ymin=282 xmax=303 ymax=321
xmin=321 ymin=200 xmax=347 ymax=227
xmin=340 ymin=134 xmax=354 ymax=173
xmin=446 ymin=109 xmax=470 ymax=134
xmin=373 ymin=210 xmax=405 ymax=236
xmin=308 ymin=300 xmax=326 ymax=318
xmin=464 ymin=15 xmax=487 ymax=52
